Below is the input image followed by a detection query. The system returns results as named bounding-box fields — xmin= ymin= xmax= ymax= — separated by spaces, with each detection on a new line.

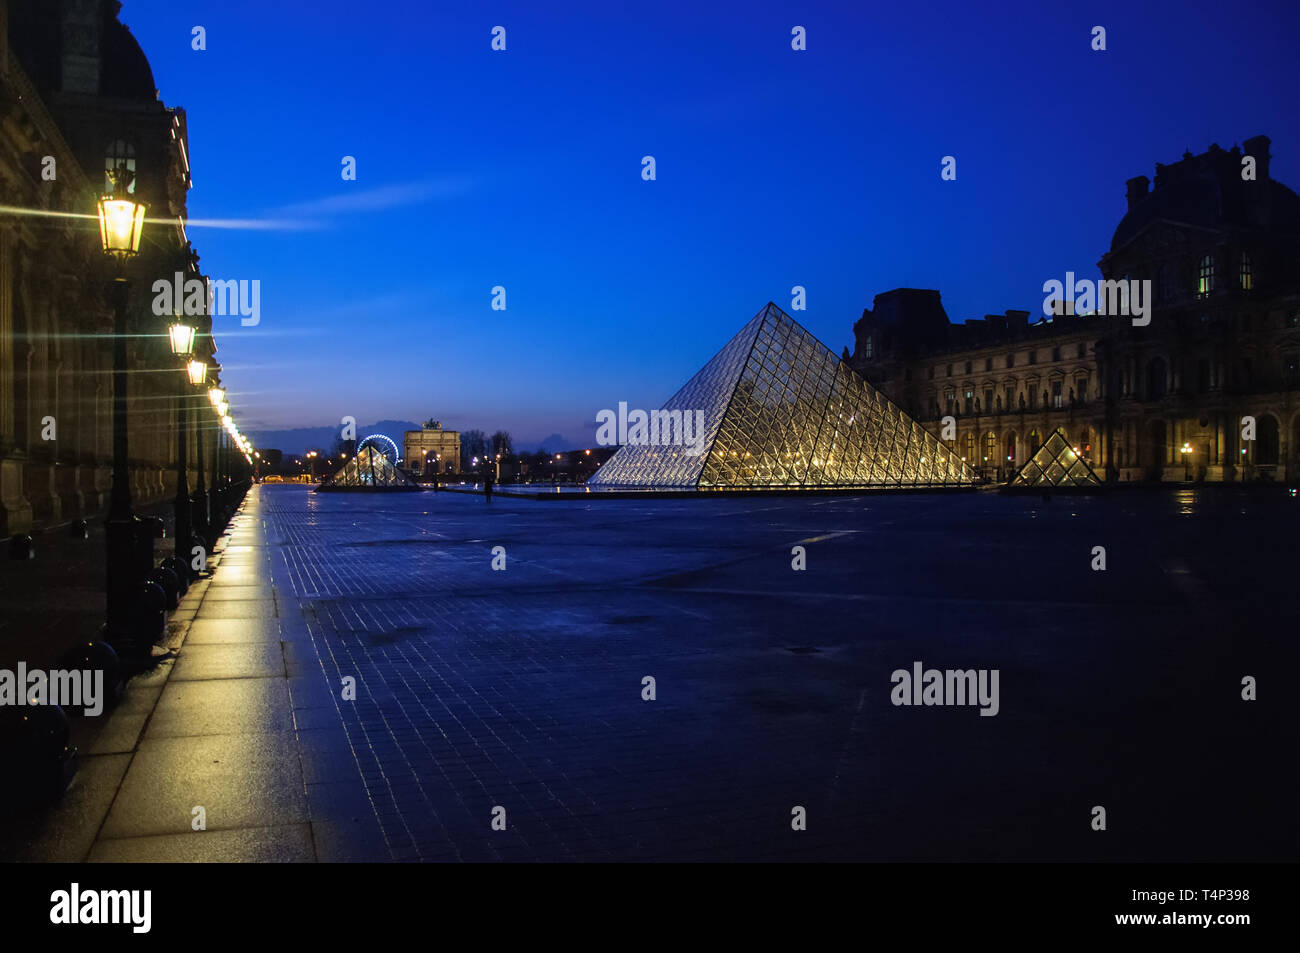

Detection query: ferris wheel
xmin=356 ymin=433 xmax=401 ymax=464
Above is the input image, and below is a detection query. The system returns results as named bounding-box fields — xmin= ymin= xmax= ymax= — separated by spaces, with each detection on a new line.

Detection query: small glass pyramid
xmin=589 ymin=303 xmax=976 ymax=489
xmin=317 ymin=445 xmax=422 ymax=491
xmin=1008 ymin=429 xmax=1102 ymax=487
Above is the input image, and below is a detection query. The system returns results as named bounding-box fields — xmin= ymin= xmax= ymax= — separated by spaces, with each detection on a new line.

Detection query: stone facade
xmin=1 ymin=0 xmax=217 ymax=535
xmin=849 ymin=138 xmax=1300 ymax=484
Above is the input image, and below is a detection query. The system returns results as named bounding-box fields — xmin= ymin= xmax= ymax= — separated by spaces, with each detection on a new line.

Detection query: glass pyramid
xmin=317 ymin=445 xmax=422 ymax=491
xmin=589 ymin=303 xmax=976 ymax=490
xmin=1008 ymin=428 xmax=1102 ymax=487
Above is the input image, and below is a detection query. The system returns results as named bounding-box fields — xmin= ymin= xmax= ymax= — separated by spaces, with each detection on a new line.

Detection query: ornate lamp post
xmin=202 ymin=383 xmax=223 ymax=542
xmin=167 ymin=312 xmax=198 ymax=577
xmin=96 ymin=167 xmax=148 ymax=653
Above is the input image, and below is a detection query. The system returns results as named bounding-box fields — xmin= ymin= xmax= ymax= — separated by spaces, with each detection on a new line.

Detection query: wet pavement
xmin=3 ymin=483 xmax=1297 ymax=861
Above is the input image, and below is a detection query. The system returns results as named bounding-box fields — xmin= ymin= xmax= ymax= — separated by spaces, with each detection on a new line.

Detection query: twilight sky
xmin=121 ymin=0 xmax=1300 ymax=449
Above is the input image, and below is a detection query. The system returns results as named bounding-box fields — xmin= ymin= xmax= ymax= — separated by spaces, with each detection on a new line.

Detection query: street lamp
xmin=97 ymin=166 xmax=149 ymax=657
xmin=168 ymin=311 xmax=199 ymax=585
xmin=96 ymin=172 xmax=146 ymax=259
xmin=1180 ymin=441 xmax=1193 ymax=481
xmin=168 ymin=316 xmax=196 ymax=358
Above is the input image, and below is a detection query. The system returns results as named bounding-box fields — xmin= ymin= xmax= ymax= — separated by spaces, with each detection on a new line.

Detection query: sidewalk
xmin=1 ymin=488 xmax=384 ymax=862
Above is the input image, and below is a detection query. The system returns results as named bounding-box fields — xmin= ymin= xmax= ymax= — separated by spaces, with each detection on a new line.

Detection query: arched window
xmin=962 ymin=432 xmax=975 ymax=463
xmin=983 ymin=431 xmax=996 ymax=465
xmin=105 ymin=140 xmax=137 ymax=193
xmin=1028 ymin=429 xmax=1041 ymax=453
xmin=1239 ymin=251 xmax=1253 ymax=291
xmin=1197 ymin=255 xmax=1215 ymax=297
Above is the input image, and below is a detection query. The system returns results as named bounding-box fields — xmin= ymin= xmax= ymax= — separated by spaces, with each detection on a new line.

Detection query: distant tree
xmin=461 ymin=429 xmax=488 ymax=471
xmin=490 ymin=430 xmax=513 ymax=457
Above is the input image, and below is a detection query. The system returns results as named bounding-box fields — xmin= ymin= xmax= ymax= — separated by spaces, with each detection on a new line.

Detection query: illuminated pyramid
xmin=589 ymin=303 xmax=976 ymax=489
xmin=1008 ymin=428 xmax=1102 ymax=487
xmin=316 ymin=444 xmax=422 ymax=492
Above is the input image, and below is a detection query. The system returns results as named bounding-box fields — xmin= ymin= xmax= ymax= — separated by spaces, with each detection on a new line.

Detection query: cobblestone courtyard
xmin=4 ymin=484 xmax=1296 ymax=861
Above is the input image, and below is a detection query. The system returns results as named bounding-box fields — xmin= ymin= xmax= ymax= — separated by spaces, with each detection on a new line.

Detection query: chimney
xmin=1242 ymin=135 xmax=1271 ymax=181
xmin=1125 ymin=175 xmax=1150 ymax=210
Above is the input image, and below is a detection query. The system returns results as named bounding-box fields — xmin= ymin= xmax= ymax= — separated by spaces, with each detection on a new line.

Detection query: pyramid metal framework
xmin=589 ymin=303 xmax=977 ymax=490
xmin=1008 ymin=428 xmax=1102 ymax=487
xmin=317 ymin=444 xmax=422 ymax=491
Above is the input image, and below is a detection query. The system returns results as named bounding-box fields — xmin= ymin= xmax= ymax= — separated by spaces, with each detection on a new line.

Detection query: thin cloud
xmin=272 ymin=178 xmax=476 ymax=218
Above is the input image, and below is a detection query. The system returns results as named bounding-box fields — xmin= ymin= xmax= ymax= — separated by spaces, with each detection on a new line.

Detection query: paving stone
xmin=88 ymin=823 xmax=315 ymax=862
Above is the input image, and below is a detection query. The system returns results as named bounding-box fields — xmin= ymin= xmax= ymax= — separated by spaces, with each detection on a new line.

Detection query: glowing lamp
xmin=186 ymin=359 xmax=207 ymax=385
xmin=208 ymin=386 xmax=225 ymax=408
xmin=96 ymin=185 xmax=146 ymax=258
xmin=168 ymin=318 xmax=197 ymax=356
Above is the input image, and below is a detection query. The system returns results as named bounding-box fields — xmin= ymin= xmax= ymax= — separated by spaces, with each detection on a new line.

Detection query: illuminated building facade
xmin=850 ymin=138 xmax=1300 ymax=484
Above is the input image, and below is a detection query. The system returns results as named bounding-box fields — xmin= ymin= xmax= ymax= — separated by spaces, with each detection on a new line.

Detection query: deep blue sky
xmin=122 ymin=0 xmax=1300 ymax=449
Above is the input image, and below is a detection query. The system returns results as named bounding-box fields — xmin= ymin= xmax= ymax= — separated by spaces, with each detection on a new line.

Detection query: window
xmin=983 ymin=431 xmax=996 ymax=464
xmin=1005 ymin=385 xmax=1016 ymax=409
xmin=1076 ymin=342 xmax=1085 ymax=359
xmin=1284 ymin=354 xmax=1298 ymax=386
xmin=964 ymin=388 xmax=974 ymax=414
xmin=1075 ymin=378 xmax=1088 ymax=402
xmin=1146 ymin=357 xmax=1168 ymax=400
xmin=963 ymin=432 xmax=976 ymax=462
xmin=1051 ymin=380 xmax=1063 ymax=408
xmin=1240 ymin=251 xmax=1253 ymax=291
xmin=946 ymin=364 xmax=953 ymax=377
xmin=105 ymin=140 xmax=137 ymax=193
xmin=964 ymin=361 xmax=972 ymax=374
xmin=984 ymin=387 xmax=994 ymax=411
xmin=1197 ymin=255 xmax=1215 ymax=297
xmin=862 ymin=334 xmax=874 ymax=359
xmin=1028 ymin=350 xmax=1037 ymax=365
xmin=984 ymin=357 xmax=993 ymax=372
xmin=1051 ymin=346 xmax=1061 ymax=362
xmin=944 ymin=390 xmax=955 ymax=413
xmin=1006 ymin=354 xmax=1015 ymax=369
xmin=1029 ymin=429 xmax=1042 ymax=452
